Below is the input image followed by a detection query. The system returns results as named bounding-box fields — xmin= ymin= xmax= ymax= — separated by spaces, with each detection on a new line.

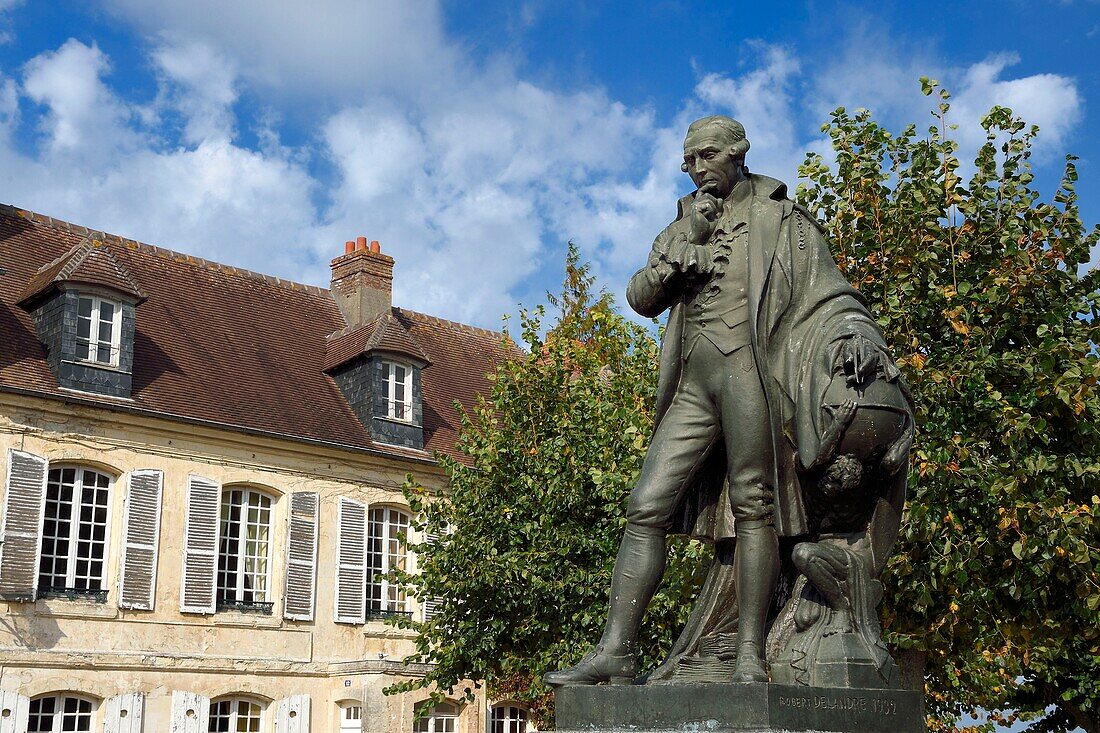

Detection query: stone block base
xmin=555 ymin=683 xmax=923 ymax=733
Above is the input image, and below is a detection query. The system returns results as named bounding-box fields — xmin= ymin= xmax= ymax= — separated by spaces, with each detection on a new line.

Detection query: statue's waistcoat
xmin=682 ymin=207 xmax=752 ymax=360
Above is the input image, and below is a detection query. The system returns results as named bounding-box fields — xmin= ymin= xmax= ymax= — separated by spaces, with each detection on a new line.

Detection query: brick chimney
xmin=330 ymin=236 xmax=394 ymax=328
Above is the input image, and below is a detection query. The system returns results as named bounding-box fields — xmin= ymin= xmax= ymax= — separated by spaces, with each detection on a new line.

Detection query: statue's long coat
xmin=629 ymin=174 xmax=887 ymax=542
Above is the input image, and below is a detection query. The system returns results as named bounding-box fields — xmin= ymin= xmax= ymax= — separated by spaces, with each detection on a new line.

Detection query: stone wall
xmin=0 ymin=392 xmax=472 ymax=733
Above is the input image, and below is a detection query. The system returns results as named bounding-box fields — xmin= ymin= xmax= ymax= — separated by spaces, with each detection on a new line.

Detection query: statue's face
xmin=682 ymin=127 xmax=743 ymax=199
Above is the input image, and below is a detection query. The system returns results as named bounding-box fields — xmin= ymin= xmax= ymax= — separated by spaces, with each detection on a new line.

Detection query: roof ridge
xmin=63 ymin=238 xmax=147 ymax=299
xmin=0 ymin=202 xmax=333 ymax=298
xmin=326 ymin=321 xmax=372 ymax=342
xmin=395 ymin=306 xmax=507 ymax=340
xmin=373 ymin=310 xmax=430 ymax=363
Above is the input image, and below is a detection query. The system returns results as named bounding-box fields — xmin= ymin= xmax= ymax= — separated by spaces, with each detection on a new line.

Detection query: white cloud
xmin=314 ymin=80 xmax=661 ymax=323
xmin=949 ymin=53 xmax=1081 ymax=157
xmin=22 ymin=40 xmax=140 ymax=164
xmin=3 ymin=39 xmax=319 ymax=291
xmin=1 ymin=16 xmax=1087 ymax=330
xmin=0 ymin=0 xmax=20 ymax=44
xmin=811 ymin=35 xmax=1082 ymax=161
xmin=0 ymin=74 xmax=18 ymax=140
xmin=101 ymin=0 xmax=464 ymax=101
xmin=151 ymin=38 xmax=239 ymax=144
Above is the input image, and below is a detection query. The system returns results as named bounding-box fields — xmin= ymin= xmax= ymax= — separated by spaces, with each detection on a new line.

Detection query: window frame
xmin=414 ymin=702 xmax=458 ymax=733
xmin=28 ymin=693 xmax=98 ymax=733
xmin=340 ymin=701 xmax=364 ymax=732
xmin=381 ymin=360 xmax=414 ymax=422
xmin=489 ymin=705 xmax=529 ymax=733
xmin=37 ymin=465 xmax=114 ymax=600
xmin=366 ymin=505 xmax=410 ymax=619
xmin=75 ymin=294 xmax=123 ymax=367
xmin=216 ymin=486 xmax=275 ymax=612
xmin=207 ymin=696 xmax=265 ymax=732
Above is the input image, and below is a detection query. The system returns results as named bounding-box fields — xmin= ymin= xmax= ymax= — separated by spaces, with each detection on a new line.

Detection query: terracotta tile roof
xmin=0 ymin=204 xmax=512 ymax=463
xmin=19 ymin=237 xmax=147 ymax=307
xmin=324 ymin=311 xmax=431 ymax=372
xmin=324 ymin=321 xmax=378 ymax=372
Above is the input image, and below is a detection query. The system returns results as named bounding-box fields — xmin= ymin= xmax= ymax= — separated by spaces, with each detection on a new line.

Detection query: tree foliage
xmin=393 ymin=83 xmax=1100 ymax=733
xmin=796 ymin=80 xmax=1100 ymax=733
xmin=388 ymin=249 xmax=702 ymax=725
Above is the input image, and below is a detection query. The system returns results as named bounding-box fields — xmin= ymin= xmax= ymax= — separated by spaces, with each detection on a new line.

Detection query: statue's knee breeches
xmin=728 ymin=482 xmax=775 ymax=524
xmin=625 ymin=485 xmax=677 ymax=529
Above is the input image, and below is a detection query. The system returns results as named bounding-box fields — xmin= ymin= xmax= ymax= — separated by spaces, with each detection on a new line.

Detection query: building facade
xmin=0 ymin=205 xmax=526 ymax=733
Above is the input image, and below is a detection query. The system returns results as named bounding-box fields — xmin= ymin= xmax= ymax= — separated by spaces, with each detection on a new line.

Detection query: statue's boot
xmin=730 ymin=518 xmax=778 ymax=683
xmin=544 ymin=524 xmax=666 ymax=687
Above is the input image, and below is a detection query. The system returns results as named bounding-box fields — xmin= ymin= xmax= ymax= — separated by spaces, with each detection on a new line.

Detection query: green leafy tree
xmin=388 ymin=247 xmax=703 ymax=725
xmin=796 ymin=80 xmax=1100 ymax=732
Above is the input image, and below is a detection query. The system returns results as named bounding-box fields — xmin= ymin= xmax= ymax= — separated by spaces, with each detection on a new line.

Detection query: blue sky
xmin=0 ymin=1 xmax=1096 ymax=330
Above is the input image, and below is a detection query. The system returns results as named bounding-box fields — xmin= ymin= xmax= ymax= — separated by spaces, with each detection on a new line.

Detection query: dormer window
xmin=324 ymin=309 xmax=430 ymax=450
xmin=76 ymin=295 xmax=122 ymax=366
xmin=17 ymin=238 xmax=146 ymax=399
xmin=383 ymin=360 xmax=413 ymax=421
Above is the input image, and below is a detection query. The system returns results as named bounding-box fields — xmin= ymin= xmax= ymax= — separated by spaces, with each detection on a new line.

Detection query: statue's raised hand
xmin=689 ymin=192 xmax=722 ymax=245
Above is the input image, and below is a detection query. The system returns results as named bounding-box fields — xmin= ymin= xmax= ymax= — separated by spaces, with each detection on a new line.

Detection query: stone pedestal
xmin=555 ymin=683 xmax=924 ymax=733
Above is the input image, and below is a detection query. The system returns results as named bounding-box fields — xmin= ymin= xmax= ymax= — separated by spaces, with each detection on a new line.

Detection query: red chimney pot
xmin=370 ymin=240 xmax=381 ymax=253
xmin=356 ymin=236 xmax=368 ymax=251
xmin=345 ymin=240 xmax=354 ymax=254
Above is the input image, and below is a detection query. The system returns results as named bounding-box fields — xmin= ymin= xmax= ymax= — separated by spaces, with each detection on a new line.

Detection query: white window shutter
xmin=421 ymin=524 xmax=448 ymax=623
xmin=103 ymin=692 xmax=144 ymax=733
xmin=170 ymin=691 xmax=209 ymax=733
xmin=334 ymin=498 xmax=367 ymax=624
xmin=0 ymin=689 xmax=29 ymax=733
xmin=283 ymin=492 xmax=319 ymax=621
xmin=0 ymin=449 xmax=49 ymax=601
xmin=275 ymin=694 xmax=311 ymax=733
xmin=180 ymin=475 xmax=220 ymax=614
xmin=119 ymin=470 xmax=164 ymax=610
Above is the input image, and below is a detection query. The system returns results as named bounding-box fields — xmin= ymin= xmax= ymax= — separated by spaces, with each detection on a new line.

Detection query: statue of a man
xmin=547 ymin=115 xmax=909 ymax=687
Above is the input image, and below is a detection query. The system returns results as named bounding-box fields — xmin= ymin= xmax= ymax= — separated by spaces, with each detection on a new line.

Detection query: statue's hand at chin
xmin=689 ymin=192 xmax=722 ymax=245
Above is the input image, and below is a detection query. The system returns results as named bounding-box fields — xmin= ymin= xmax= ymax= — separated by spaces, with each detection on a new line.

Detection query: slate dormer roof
xmin=324 ymin=310 xmax=432 ymax=372
xmin=0 ymin=204 xmax=511 ymax=463
xmin=18 ymin=237 xmax=147 ymax=309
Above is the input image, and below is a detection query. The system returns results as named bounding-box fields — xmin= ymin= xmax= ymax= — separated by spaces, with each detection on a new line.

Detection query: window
xmin=209 ymin=697 xmax=263 ymax=732
xmin=414 ymin=702 xmax=457 ymax=733
xmin=38 ymin=466 xmax=111 ymax=599
xmin=75 ymin=294 xmax=122 ymax=366
xmin=340 ymin=702 xmax=364 ymax=732
xmin=490 ymin=706 xmax=528 ymax=733
xmin=366 ymin=506 xmax=409 ymax=618
xmin=28 ymin=694 xmax=96 ymax=732
xmin=217 ymin=488 xmax=273 ymax=611
xmin=382 ymin=361 xmax=413 ymax=421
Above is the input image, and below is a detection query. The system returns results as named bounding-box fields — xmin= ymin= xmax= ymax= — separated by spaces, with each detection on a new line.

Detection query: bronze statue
xmin=546 ymin=116 xmax=913 ymax=689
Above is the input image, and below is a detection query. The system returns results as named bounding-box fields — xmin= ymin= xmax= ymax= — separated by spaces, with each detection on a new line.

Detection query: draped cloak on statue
xmin=632 ymin=174 xmax=889 ymax=544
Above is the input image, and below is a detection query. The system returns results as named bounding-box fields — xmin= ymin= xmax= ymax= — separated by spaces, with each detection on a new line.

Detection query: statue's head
xmin=682 ymin=115 xmax=750 ymax=199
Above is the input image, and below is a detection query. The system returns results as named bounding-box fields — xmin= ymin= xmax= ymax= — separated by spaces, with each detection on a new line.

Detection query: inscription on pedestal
xmin=776 ymin=693 xmax=898 ymax=716
xmin=555 ymin=683 xmax=923 ymax=733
